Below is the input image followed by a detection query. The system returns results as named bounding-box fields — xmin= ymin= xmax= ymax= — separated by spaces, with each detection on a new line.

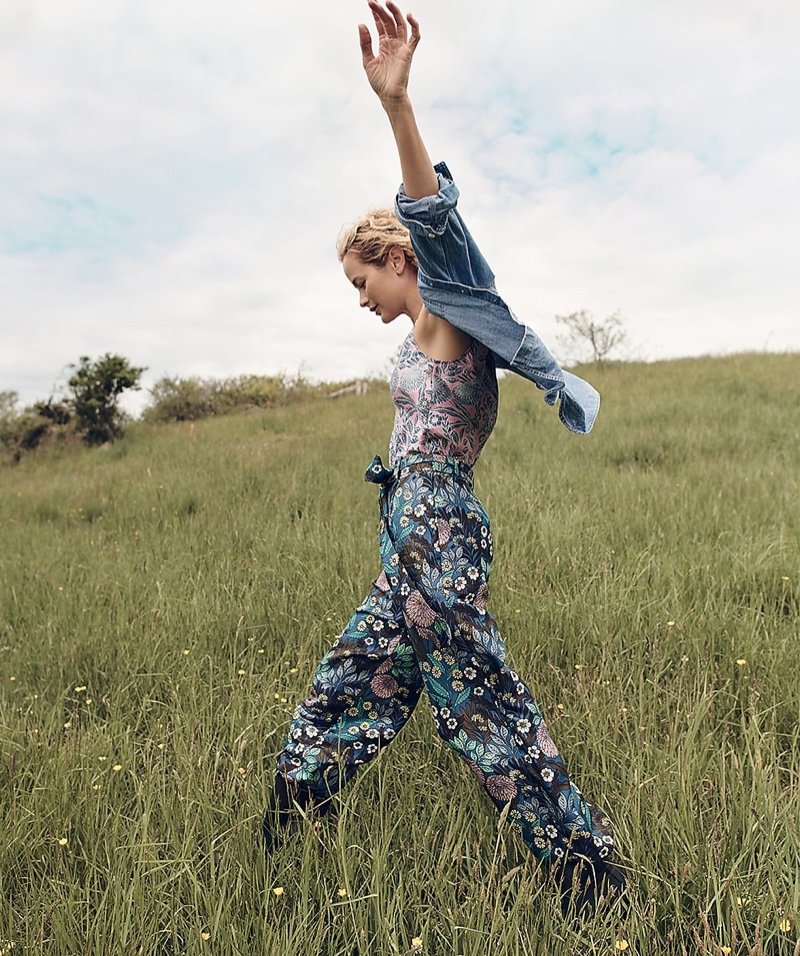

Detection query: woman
xmin=264 ymin=0 xmax=625 ymax=917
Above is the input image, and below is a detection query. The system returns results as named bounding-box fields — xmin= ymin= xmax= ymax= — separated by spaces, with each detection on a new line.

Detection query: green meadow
xmin=1 ymin=352 xmax=798 ymax=956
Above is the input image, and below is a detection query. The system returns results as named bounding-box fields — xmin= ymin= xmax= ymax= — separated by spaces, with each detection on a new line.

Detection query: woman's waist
xmin=393 ymin=454 xmax=474 ymax=484
xmin=365 ymin=453 xmax=474 ymax=488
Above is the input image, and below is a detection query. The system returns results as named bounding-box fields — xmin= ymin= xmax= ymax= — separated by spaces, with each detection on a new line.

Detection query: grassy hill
xmin=1 ymin=353 xmax=798 ymax=955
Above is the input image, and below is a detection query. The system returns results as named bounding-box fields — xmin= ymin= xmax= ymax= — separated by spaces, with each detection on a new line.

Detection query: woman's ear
xmin=387 ymin=245 xmax=408 ymax=275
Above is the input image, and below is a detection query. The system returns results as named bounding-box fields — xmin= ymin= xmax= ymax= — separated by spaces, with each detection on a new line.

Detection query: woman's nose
xmin=359 ymin=290 xmax=369 ymax=307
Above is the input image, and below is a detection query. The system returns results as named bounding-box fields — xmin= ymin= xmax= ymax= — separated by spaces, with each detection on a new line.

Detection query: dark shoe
xmin=262 ymin=774 xmax=303 ymax=851
xmin=555 ymin=855 xmax=627 ymax=919
xmin=262 ymin=774 xmax=332 ymax=852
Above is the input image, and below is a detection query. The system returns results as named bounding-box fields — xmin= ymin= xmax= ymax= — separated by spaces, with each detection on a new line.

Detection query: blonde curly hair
xmin=336 ymin=208 xmax=418 ymax=270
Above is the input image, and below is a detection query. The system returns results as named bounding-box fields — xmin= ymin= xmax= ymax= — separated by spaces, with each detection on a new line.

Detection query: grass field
xmin=1 ymin=352 xmax=799 ymax=956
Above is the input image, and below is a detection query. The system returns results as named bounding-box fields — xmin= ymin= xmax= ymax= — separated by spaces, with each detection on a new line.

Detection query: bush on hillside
xmin=143 ymin=372 xmax=316 ymax=423
xmin=0 ymin=398 xmax=74 ymax=462
xmin=67 ymin=354 xmax=146 ymax=445
xmin=1 ymin=354 xmax=145 ymax=462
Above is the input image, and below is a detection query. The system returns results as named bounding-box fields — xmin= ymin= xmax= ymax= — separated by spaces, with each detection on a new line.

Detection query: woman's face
xmin=342 ymin=249 xmax=411 ymax=325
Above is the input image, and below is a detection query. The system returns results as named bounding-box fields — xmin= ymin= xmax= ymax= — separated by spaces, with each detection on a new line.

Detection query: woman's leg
xmin=384 ymin=470 xmax=619 ymax=891
xmin=265 ymin=582 xmax=422 ymax=845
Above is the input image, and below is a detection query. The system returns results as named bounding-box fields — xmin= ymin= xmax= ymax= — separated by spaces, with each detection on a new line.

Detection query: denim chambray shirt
xmin=394 ymin=162 xmax=600 ymax=435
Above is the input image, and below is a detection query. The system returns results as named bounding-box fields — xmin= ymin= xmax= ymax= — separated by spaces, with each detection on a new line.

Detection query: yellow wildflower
xmin=201 ymin=932 xmax=211 ymax=941
xmin=112 ymin=764 xmax=122 ymax=772
xmin=614 ymin=942 xmax=629 ymax=952
xmin=736 ymin=659 xmax=747 ymax=667
xmin=58 ymin=838 xmax=68 ymax=846
xmin=779 ymin=919 xmax=792 ymax=932
xmin=74 ymin=686 xmax=87 ymax=693
xmin=411 ymin=938 xmax=423 ymax=952
xmin=272 ymin=887 xmax=284 ymax=897
xmin=337 ymin=888 xmax=347 ymax=898
xmin=720 ymin=947 xmax=731 ymax=955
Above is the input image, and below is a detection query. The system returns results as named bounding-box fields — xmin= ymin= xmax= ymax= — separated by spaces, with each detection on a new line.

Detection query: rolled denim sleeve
xmin=394 ymin=162 xmax=459 ymax=237
xmin=395 ymin=162 xmax=496 ymax=291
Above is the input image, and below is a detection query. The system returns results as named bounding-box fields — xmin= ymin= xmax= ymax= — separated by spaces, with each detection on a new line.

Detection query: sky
xmin=2 ymin=0 xmax=799 ymax=417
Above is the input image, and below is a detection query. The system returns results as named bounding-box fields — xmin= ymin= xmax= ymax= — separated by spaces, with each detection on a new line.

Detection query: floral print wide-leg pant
xmin=275 ymin=455 xmax=615 ymax=864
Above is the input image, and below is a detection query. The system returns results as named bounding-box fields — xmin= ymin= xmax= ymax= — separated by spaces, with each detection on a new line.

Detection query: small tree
xmin=67 ymin=354 xmax=146 ymax=445
xmin=555 ymin=310 xmax=629 ymax=365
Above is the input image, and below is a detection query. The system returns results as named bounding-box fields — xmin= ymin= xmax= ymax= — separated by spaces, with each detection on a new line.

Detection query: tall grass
xmin=1 ymin=353 xmax=798 ymax=955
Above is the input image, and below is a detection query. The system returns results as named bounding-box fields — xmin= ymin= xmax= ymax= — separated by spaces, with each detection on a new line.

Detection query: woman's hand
xmin=358 ymin=1 xmax=437 ymax=199
xmin=359 ymin=1 xmax=421 ymax=110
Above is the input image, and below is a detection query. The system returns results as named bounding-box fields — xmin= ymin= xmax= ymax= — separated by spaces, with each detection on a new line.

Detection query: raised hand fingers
xmin=368 ymin=0 xmax=412 ymax=44
xmin=385 ymin=1 xmax=409 ymax=40
xmin=358 ymin=21 xmax=376 ymax=66
xmin=368 ymin=1 xmax=395 ymax=41
xmin=406 ymin=11 xmax=421 ymax=51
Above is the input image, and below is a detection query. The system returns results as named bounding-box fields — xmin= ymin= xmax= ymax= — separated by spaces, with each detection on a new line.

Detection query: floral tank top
xmin=389 ymin=331 xmax=498 ymax=468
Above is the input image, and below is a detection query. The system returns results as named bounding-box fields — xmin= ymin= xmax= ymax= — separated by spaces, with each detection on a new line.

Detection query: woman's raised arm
xmin=359 ymin=1 xmax=438 ymax=200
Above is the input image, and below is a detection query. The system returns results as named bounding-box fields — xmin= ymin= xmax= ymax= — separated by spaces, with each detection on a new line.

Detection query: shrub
xmin=67 ymin=354 xmax=146 ymax=445
xmin=143 ymin=372 xmax=316 ymax=423
xmin=0 ymin=405 xmax=69 ymax=462
xmin=144 ymin=377 xmax=217 ymax=423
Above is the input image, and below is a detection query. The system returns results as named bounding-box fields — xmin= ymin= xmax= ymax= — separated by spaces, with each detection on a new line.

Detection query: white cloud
xmin=1 ymin=0 xmax=798 ymax=415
